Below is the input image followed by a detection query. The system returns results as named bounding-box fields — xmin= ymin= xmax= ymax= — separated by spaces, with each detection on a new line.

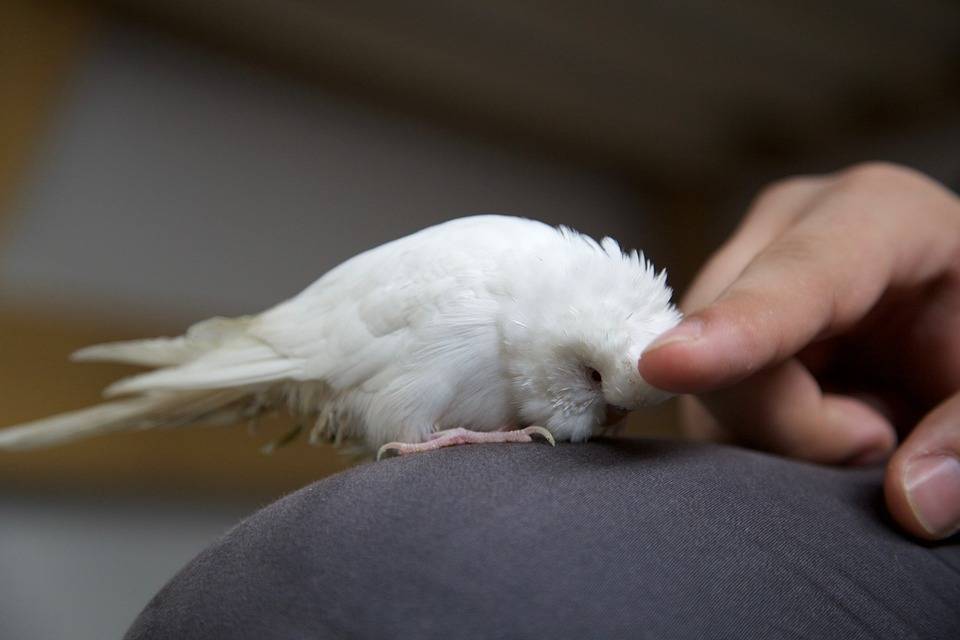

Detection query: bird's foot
xmin=376 ymin=426 xmax=555 ymax=460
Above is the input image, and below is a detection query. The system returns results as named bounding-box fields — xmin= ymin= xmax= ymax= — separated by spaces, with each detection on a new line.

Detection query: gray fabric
xmin=125 ymin=440 xmax=960 ymax=639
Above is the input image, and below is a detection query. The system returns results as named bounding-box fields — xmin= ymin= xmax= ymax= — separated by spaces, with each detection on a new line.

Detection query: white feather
xmin=0 ymin=215 xmax=680 ymax=453
xmin=71 ymin=316 xmax=255 ymax=367
xmin=0 ymin=390 xmax=249 ymax=450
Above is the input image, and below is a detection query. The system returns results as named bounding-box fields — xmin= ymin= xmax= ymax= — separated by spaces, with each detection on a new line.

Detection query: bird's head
xmin=501 ymin=230 xmax=681 ymax=441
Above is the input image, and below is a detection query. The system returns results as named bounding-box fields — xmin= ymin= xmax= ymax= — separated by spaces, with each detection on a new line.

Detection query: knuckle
xmin=836 ymin=161 xmax=925 ymax=192
xmin=827 ymin=161 xmax=959 ymax=236
xmin=747 ymin=175 xmax=824 ymax=223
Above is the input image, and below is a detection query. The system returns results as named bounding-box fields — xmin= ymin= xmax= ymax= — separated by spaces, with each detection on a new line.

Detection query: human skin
xmin=638 ymin=162 xmax=960 ymax=540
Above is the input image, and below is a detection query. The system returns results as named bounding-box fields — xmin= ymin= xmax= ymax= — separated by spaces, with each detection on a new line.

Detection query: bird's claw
xmin=376 ymin=443 xmax=403 ymax=461
xmin=521 ymin=425 xmax=556 ymax=446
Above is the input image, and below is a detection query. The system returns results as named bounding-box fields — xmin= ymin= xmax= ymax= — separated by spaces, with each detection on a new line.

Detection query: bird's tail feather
xmin=71 ymin=338 xmax=196 ymax=368
xmin=0 ymin=389 xmax=251 ymax=451
xmin=0 ymin=315 xmax=297 ymax=451
xmin=71 ymin=316 xmax=254 ymax=368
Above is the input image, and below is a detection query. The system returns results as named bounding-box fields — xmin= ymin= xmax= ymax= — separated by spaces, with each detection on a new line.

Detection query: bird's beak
xmin=604 ymin=404 xmax=630 ymax=426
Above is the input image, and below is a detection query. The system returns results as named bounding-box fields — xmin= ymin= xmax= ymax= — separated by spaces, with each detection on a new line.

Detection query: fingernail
xmin=904 ymin=455 xmax=960 ymax=537
xmin=643 ymin=318 xmax=703 ymax=354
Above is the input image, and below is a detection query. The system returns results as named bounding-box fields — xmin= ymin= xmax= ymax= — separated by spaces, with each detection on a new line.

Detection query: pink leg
xmin=376 ymin=426 xmax=555 ymax=460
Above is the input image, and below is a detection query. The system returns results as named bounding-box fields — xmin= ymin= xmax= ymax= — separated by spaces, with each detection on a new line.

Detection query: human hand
xmin=639 ymin=163 xmax=960 ymax=540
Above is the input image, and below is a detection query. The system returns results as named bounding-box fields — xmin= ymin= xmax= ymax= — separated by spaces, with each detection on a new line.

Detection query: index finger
xmin=640 ymin=164 xmax=960 ymax=393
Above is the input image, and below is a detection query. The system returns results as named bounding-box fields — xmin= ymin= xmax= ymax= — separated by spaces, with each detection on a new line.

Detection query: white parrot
xmin=0 ymin=215 xmax=681 ymax=459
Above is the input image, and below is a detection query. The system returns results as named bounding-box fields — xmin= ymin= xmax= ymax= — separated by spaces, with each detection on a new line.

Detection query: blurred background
xmin=1 ymin=1 xmax=959 ymax=637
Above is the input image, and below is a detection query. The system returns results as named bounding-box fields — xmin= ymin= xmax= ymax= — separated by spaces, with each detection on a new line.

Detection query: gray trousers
xmin=125 ymin=440 xmax=960 ymax=639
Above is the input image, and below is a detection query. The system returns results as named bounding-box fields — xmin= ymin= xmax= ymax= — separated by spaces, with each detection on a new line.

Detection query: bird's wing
xmin=73 ymin=316 xmax=255 ymax=367
xmin=251 ymin=215 xmax=553 ymax=392
xmin=0 ymin=216 xmax=557 ymax=451
xmin=100 ymin=333 xmax=303 ymax=397
xmin=104 ymin=215 xmax=552 ymax=397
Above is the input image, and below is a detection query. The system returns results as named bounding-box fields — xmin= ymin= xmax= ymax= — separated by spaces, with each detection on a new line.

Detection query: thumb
xmin=885 ymin=391 xmax=960 ymax=540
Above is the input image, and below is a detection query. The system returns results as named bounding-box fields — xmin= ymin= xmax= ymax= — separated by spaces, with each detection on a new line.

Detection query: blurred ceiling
xmin=95 ymin=0 xmax=960 ymax=187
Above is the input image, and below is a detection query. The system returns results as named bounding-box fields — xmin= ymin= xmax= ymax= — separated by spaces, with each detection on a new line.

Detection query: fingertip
xmin=885 ymin=456 xmax=932 ymax=540
xmin=823 ymin=395 xmax=897 ymax=466
xmin=887 ymin=452 xmax=960 ymax=540
xmin=640 ymin=300 xmax=788 ymax=394
xmin=639 ymin=316 xmax=731 ymax=393
xmin=885 ymin=392 xmax=960 ymax=540
xmin=638 ymin=338 xmax=715 ymax=393
xmin=769 ymin=393 xmax=896 ymax=466
xmin=643 ymin=317 xmax=704 ymax=354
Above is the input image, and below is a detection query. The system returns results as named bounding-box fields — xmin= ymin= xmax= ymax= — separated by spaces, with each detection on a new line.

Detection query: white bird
xmin=0 ymin=215 xmax=681 ymax=459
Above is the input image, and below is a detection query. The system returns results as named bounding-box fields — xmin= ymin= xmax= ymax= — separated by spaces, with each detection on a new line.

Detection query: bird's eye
xmin=588 ymin=367 xmax=602 ymax=384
